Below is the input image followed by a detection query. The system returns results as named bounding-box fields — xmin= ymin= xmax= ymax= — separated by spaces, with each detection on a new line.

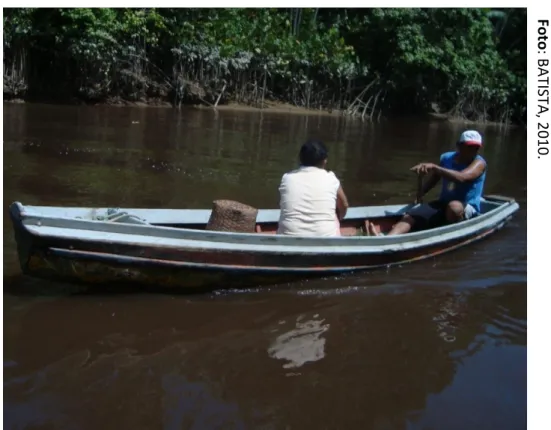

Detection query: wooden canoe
xmin=8 ymin=195 xmax=519 ymax=292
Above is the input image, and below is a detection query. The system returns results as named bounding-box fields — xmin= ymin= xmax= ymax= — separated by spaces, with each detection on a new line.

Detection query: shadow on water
xmin=3 ymin=104 xmax=526 ymax=430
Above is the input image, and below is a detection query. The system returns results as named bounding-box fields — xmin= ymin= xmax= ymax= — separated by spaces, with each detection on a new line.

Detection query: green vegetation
xmin=3 ymin=8 xmax=526 ymax=124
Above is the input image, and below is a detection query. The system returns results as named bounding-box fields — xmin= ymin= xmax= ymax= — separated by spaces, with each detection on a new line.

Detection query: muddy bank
xmin=426 ymin=112 xmax=520 ymax=128
xmin=3 ymin=96 xmax=339 ymax=115
xmin=193 ymin=101 xmax=344 ymax=117
xmin=3 ymin=97 xmax=519 ymax=126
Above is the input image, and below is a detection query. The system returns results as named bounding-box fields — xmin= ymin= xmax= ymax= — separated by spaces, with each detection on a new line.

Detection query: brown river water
xmin=3 ymin=103 xmax=526 ymax=430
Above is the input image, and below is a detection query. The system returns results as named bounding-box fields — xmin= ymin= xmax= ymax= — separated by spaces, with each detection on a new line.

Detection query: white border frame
xmin=527 ymin=3 xmax=551 ymax=430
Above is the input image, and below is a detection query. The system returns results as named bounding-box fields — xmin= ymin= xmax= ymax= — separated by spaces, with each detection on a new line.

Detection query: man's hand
xmin=410 ymin=163 xmax=439 ymax=175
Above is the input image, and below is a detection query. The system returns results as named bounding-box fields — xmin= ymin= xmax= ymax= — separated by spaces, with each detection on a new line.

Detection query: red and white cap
xmin=458 ymin=130 xmax=483 ymax=147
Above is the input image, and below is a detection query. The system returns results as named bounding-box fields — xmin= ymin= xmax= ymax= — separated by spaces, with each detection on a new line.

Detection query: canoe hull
xmin=22 ymin=250 xmax=318 ymax=292
xmin=11 ymin=208 xmax=514 ymax=292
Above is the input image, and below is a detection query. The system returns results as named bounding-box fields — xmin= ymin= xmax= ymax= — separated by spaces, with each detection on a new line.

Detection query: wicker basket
xmin=205 ymin=200 xmax=259 ymax=233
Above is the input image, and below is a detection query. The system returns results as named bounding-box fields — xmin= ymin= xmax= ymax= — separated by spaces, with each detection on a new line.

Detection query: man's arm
xmin=434 ymin=159 xmax=486 ymax=183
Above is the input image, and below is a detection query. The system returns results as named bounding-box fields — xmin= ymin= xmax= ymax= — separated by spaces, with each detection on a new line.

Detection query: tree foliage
xmin=3 ymin=7 xmax=526 ymax=124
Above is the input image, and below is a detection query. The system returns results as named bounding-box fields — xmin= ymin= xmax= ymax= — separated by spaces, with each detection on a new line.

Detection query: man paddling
xmin=370 ymin=130 xmax=487 ymax=236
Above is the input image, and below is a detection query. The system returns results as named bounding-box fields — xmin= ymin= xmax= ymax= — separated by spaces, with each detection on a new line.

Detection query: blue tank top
xmin=438 ymin=151 xmax=486 ymax=212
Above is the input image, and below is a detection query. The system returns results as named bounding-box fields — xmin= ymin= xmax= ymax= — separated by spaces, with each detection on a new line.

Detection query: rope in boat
xmin=94 ymin=208 xmax=149 ymax=225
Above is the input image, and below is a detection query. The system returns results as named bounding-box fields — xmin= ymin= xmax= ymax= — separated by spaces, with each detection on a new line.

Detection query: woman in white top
xmin=277 ymin=140 xmax=349 ymax=237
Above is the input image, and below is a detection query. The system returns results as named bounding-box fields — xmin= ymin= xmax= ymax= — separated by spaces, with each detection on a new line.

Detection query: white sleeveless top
xmin=277 ymin=166 xmax=341 ymax=237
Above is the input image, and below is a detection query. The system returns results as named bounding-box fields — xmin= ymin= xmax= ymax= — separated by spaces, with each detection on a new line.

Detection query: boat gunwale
xmin=12 ymin=197 xmax=514 ymax=224
xmin=10 ymin=198 xmax=520 ymax=254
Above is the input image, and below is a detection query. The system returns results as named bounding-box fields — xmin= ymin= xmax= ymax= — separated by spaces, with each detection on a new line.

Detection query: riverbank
xmin=3 ymin=97 xmax=520 ymax=127
xmin=3 ymin=97 xmax=345 ymax=116
xmin=194 ymin=101 xmax=344 ymax=117
xmin=426 ymin=112 xmax=520 ymax=128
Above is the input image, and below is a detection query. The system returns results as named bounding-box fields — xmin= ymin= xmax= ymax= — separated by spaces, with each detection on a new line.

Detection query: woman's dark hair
xmin=299 ymin=139 xmax=328 ymax=167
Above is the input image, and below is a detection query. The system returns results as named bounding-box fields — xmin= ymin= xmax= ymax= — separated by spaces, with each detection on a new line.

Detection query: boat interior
xmin=166 ymin=216 xmax=403 ymax=236
xmin=152 ymin=198 xmax=509 ymax=237
xmin=85 ymin=206 xmax=405 ymax=236
xmin=138 ymin=200 xmax=507 ymax=237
